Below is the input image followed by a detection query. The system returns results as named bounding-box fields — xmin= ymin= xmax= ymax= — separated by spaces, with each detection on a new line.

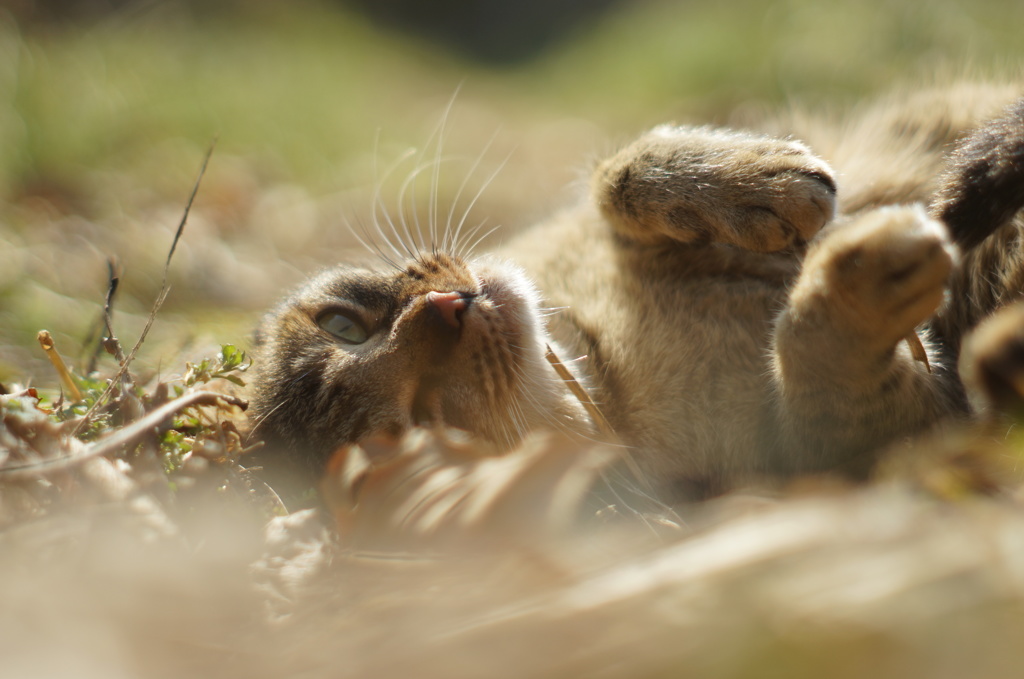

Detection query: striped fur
xmin=251 ymin=83 xmax=1024 ymax=500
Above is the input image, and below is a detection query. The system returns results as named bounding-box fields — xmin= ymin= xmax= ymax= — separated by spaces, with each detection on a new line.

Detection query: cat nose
xmin=426 ymin=291 xmax=472 ymax=328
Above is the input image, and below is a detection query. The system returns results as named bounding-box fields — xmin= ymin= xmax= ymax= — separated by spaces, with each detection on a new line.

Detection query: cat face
xmin=250 ymin=250 xmax=585 ymax=468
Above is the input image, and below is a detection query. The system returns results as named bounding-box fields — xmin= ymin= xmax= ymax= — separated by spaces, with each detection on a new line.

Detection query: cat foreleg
xmin=591 ymin=125 xmax=837 ymax=251
xmin=771 ymin=205 xmax=962 ymax=476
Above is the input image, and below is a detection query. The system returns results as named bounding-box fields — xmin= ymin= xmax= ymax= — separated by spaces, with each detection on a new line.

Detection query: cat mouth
xmin=410 ymin=379 xmax=444 ymax=427
xmin=408 ymin=291 xmax=475 ymax=427
xmin=408 ymin=376 xmax=483 ymax=434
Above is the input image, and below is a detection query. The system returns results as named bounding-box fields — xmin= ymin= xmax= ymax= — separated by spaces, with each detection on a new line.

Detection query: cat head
xmin=249 ymin=250 xmax=590 ymax=473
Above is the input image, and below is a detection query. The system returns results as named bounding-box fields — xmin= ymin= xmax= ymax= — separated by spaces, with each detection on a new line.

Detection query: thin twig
xmin=1 ymin=390 xmax=247 ymax=478
xmin=37 ymin=331 xmax=83 ymax=402
xmin=102 ymin=256 xmax=127 ymax=365
xmin=544 ymin=344 xmax=650 ymax=489
xmin=72 ymin=141 xmax=217 ymax=437
xmin=82 ymin=258 xmax=122 ymax=374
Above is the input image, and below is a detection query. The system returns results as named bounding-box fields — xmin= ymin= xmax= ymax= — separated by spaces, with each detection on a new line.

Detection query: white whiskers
xmin=344 ymin=94 xmax=514 ymax=266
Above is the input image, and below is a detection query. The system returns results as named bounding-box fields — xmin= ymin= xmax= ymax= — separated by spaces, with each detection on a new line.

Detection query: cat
xmin=248 ymin=82 xmax=1024 ymax=502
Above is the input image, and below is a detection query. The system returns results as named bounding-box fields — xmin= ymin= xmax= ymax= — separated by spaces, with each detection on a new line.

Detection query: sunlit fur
xmin=250 ymin=249 xmax=591 ymax=478
xmin=251 ymin=82 xmax=1024 ymax=500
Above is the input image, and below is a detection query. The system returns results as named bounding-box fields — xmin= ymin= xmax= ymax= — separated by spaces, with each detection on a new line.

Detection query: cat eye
xmin=316 ymin=309 xmax=369 ymax=344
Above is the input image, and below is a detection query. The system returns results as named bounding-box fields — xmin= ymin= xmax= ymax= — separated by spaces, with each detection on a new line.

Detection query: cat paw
xmin=593 ymin=125 xmax=837 ymax=251
xmin=803 ymin=205 xmax=956 ymax=344
xmin=961 ymin=301 xmax=1024 ymax=417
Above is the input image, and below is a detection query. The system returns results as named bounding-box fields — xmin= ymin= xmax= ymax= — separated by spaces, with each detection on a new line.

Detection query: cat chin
xmin=464 ymin=253 xmax=596 ymax=443
xmin=467 ymin=255 xmax=544 ymax=324
xmin=464 ymin=253 xmax=550 ymax=364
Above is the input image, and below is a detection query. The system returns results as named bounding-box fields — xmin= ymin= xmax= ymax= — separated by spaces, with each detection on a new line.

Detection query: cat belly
xmin=591 ymin=275 xmax=784 ymax=492
xmin=508 ymin=216 xmax=791 ymax=493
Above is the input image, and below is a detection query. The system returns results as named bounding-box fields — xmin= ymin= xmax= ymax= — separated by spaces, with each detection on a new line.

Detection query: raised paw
xmin=961 ymin=301 xmax=1024 ymax=417
xmin=797 ymin=205 xmax=956 ymax=346
xmin=593 ymin=125 xmax=837 ymax=251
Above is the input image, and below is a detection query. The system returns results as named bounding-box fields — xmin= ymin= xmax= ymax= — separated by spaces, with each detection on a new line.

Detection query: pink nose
xmin=426 ymin=291 xmax=470 ymax=328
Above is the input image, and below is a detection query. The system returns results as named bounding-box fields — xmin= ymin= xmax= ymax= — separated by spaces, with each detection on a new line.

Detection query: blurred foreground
xmin=4 ymin=381 xmax=1024 ymax=678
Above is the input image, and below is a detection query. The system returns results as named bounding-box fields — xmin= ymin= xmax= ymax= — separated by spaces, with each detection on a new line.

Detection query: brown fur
xmin=250 ymin=83 xmax=1024 ymax=501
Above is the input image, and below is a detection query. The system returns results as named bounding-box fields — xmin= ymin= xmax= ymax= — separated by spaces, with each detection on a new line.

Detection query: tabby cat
xmin=249 ymin=83 xmax=1024 ymax=501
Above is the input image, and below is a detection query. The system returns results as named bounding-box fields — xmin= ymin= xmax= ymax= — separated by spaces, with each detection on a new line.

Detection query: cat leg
xmin=928 ymin=97 xmax=1024 ymax=352
xmin=960 ymin=301 xmax=1024 ymax=420
xmin=592 ymin=125 xmax=837 ymax=251
xmin=771 ymin=205 xmax=964 ymax=476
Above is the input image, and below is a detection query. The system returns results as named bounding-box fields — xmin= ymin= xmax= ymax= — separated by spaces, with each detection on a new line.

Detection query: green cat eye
xmin=316 ymin=310 xmax=369 ymax=344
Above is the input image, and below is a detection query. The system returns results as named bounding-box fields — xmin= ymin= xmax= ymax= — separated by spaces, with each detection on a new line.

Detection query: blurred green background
xmin=1 ymin=0 xmax=1022 ymax=386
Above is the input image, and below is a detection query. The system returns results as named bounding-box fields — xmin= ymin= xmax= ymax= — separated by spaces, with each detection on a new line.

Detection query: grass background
xmin=2 ymin=0 xmax=1023 ymax=387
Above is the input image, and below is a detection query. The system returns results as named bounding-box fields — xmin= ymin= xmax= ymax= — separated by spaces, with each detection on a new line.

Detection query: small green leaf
xmin=215 ymin=373 xmax=247 ymax=387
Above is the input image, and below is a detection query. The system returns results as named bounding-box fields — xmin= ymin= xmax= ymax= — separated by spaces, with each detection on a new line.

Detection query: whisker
xmin=452 ymin=149 xmax=514 ymax=257
xmin=537 ymin=305 xmax=570 ymax=316
xmin=444 ymin=130 xmax=501 ymax=253
xmin=247 ymin=399 xmax=288 ymax=437
xmin=248 ymin=368 xmax=318 ymax=436
xmin=505 ymin=398 xmax=529 ymax=450
xmin=346 ymin=214 xmax=403 ymax=272
xmin=397 ymin=156 xmax=468 ymax=256
xmin=461 ymin=223 xmax=504 ymax=257
xmin=401 ymin=89 xmax=465 ymax=256
xmin=430 ymin=87 xmax=463 ymax=254
xmin=396 ymin=159 xmax=432 ymax=255
xmin=371 ymin=143 xmax=420 ymax=260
